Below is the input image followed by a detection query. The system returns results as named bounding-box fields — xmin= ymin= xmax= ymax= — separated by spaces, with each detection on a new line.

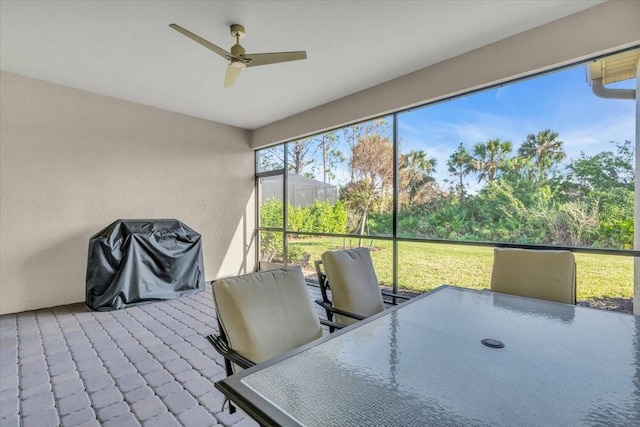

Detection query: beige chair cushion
xmin=212 ymin=266 xmax=322 ymax=366
xmin=321 ymin=248 xmax=385 ymax=325
xmin=490 ymin=248 xmax=576 ymax=304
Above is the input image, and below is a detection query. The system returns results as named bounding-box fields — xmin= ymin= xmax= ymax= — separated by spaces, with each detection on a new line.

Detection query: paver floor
xmin=0 ymin=284 xmax=327 ymax=427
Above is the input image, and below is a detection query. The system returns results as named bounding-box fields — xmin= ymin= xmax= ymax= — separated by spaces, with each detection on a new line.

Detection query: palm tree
xmin=518 ymin=129 xmax=566 ymax=179
xmin=471 ymin=138 xmax=513 ymax=184
xmin=447 ymin=142 xmax=473 ymax=197
xmin=399 ymin=150 xmax=438 ymax=205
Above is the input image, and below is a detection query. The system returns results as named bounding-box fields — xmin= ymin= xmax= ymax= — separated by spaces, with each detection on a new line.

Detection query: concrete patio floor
xmin=0 ymin=284 xmax=327 ymax=427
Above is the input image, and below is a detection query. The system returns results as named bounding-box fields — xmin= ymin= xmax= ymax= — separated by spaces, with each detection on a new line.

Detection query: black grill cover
xmin=86 ymin=219 xmax=205 ymax=311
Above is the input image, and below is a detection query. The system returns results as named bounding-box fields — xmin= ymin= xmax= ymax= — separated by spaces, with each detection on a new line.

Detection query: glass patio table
xmin=215 ymin=285 xmax=640 ymax=426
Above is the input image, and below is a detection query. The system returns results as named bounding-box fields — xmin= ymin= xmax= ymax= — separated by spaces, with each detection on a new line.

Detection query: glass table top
xmin=223 ymin=286 xmax=640 ymax=426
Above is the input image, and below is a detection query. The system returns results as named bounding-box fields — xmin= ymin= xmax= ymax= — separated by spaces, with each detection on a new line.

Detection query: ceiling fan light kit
xmin=169 ymin=23 xmax=307 ymax=88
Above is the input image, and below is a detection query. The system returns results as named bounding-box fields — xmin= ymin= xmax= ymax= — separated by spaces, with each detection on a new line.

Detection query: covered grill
xmin=86 ymin=219 xmax=205 ymax=311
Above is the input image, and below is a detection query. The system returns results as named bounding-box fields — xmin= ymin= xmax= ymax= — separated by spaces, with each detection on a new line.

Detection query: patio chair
xmin=207 ymin=266 xmax=341 ymax=413
xmin=490 ymin=248 xmax=577 ymax=304
xmin=315 ymin=247 xmax=411 ymax=330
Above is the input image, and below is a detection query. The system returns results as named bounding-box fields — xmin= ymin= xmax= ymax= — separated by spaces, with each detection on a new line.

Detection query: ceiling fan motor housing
xmin=230 ymin=24 xmax=245 ymax=39
xmin=230 ymin=43 xmax=246 ymax=58
xmin=229 ymin=24 xmax=247 ymax=67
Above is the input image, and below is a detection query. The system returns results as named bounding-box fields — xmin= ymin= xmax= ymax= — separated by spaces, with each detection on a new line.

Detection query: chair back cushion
xmin=321 ymin=248 xmax=385 ymax=325
xmin=490 ymin=248 xmax=576 ymax=304
xmin=212 ymin=267 xmax=322 ymax=366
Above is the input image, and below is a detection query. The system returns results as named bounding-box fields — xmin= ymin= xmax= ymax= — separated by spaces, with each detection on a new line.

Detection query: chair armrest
xmin=319 ymin=318 xmax=345 ymax=330
xmin=206 ymin=334 xmax=255 ymax=370
xmin=314 ymin=299 xmax=366 ymax=321
xmin=380 ymin=290 xmax=412 ymax=301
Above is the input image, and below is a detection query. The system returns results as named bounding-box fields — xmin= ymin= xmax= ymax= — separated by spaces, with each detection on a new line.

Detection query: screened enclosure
xmin=260 ymin=174 xmax=337 ymax=207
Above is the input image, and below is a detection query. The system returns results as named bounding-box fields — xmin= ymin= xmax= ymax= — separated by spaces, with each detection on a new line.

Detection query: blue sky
xmin=277 ymin=59 xmax=636 ymax=190
xmin=397 ymin=63 xmax=636 ymax=189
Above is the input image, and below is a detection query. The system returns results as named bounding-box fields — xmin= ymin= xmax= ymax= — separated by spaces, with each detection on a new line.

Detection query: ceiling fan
xmin=169 ymin=23 xmax=307 ymax=88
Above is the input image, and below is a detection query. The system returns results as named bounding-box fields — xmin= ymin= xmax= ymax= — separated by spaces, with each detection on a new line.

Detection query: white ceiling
xmin=0 ymin=1 xmax=602 ymax=129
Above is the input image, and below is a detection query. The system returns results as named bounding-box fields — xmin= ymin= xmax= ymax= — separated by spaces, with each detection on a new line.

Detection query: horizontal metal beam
xmin=257 ymin=228 xmax=640 ymax=258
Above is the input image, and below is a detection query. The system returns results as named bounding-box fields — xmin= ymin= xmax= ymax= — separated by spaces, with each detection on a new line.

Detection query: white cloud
xmin=560 ymin=114 xmax=636 ymax=159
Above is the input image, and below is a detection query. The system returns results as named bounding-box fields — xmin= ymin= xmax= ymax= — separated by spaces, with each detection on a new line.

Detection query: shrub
xmin=259 ymin=199 xmax=348 ymax=261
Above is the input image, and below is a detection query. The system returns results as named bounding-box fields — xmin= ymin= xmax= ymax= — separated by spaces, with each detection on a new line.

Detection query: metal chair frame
xmin=208 ymin=289 xmax=343 ymax=413
xmin=314 ymin=259 xmax=411 ymax=332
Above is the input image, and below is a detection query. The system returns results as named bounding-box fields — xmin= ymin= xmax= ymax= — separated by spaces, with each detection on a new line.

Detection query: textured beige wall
xmin=252 ymin=0 xmax=640 ymax=147
xmin=0 ymin=72 xmax=255 ymax=314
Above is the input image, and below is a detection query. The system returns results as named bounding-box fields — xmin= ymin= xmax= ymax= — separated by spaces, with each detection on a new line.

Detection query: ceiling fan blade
xmin=169 ymin=23 xmax=236 ymax=60
xmin=244 ymin=51 xmax=307 ymax=68
xmin=224 ymin=64 xmax=242 ymax=88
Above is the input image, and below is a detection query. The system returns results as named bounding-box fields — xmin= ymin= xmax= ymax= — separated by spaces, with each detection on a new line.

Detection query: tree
xmin=564 ymin=140 xmax=634 ymax=197
xmin=470 ymin=138 xmax=513 ymax=184
xmin=317 ymin=130 xmax=342 ymax=183
xmin=518 ymin=129 xmax=566 ymax=179
xmin=562 ymin=140 xmax=635 ymax=249
xmin=258 ymin=131 xmax=342 ymax=180
xmin=341 ymin=133 xmax=393 ymax=237
xmin=399 ymin=150 xmax=438 ymax=206
xmin=342 ymin=119 xmax=391 ymax=181
xmin=258 ymin=146 xmax=285 ymax=172
xmin=447 ymin=142 xmax=473 ymax=197
xmin=288 ymin=137 xmax=321 ymax=177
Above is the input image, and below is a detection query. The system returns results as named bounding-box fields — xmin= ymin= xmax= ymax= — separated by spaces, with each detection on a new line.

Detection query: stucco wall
xmin=0 ymin=72 xmax=255 ymax=314
xmin=252 ymin=0 xmax=640 ymax=148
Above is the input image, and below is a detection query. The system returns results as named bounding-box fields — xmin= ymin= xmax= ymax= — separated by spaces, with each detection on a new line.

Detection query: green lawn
xmin=288 ymin=236 xmax=633 ymax=301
